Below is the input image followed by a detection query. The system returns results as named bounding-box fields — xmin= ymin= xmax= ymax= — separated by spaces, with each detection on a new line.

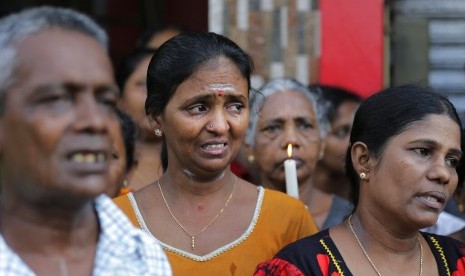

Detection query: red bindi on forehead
xmin=207 ymin=84 xmax=235 ymax=97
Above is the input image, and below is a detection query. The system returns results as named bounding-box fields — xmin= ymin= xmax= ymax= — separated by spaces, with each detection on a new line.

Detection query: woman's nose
xmin=281 ymin=125 xmax=300 ymax=150
xmin=426 ymin=157 xmax=452 ymax=185
xmin=207 ymin=110 xmax=230 ymax=135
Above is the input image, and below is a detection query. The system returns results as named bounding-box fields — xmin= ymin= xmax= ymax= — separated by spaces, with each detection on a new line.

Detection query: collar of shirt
xmin=0 ymin=195 xmax=172 ymax=276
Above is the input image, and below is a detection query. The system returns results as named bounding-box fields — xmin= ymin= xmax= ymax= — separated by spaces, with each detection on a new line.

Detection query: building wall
xmin=209 ymin=0 xmax=320 ymax=88
xmin=208 ymin=0 xmax=385 ymax=99
xmin=392 ymin=0 xmax=465 ymax=111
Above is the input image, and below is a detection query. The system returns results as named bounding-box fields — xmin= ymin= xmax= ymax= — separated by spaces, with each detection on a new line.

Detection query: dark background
xmin=0 ymin=0 xmax=208 ymax=68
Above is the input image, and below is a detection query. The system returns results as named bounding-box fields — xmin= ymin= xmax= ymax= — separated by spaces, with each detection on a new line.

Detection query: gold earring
xmin=247 ymin=155 xmax=255 ymax=163
xmin=359 ymin=172 xmax=366 ymax=180
xmin=154 ymin=129 xmax=162 ymax=137
xmin=123 ymin=179 xmax=129 ymax=188
xmin=459 ymin=203 xmax=465 ymax=213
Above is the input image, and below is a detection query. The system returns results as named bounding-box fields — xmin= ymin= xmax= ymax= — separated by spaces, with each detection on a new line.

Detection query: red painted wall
xmin=319 ymin=0 xmax=384 ymax=98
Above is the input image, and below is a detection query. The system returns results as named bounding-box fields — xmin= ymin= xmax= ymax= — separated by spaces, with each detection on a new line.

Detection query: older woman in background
xmin=244 ymin=78 xmax=350 ymax=229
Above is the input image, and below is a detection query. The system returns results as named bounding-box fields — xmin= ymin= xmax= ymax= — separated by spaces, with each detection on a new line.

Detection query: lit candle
xmin=284 ymin=144 xmax=299 ymax=198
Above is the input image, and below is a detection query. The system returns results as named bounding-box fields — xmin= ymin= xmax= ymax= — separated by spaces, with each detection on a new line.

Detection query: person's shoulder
xmin=267 ymin=230 xmax=336 ymax=275
xmin=96 ymin=194 xmax=137 ymax=227
xmin=263 ymin=188 xmax=305 ymax=207
xmin=422 ymin=232 xmax=465 ymax=274
xmin=261 ymin=188 xmax=313 ymax=223
xmin=96 ymin=196 xmax=172 ymax=275
xmin=423 ymin=231 xmax=465 ymax=251
xmin=278 ymin=229 xmax=329 ymax=254
xmin=111 ymin=193 xmax=140 ymax=227
xmin=112 ymin=192 xmax=135 ymax=215
xmin=113 ymin=192 xmax=132 ymax=206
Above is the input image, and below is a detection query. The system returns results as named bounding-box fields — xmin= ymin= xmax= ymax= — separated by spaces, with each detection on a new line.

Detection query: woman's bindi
xmin=207 ymin=84 xmax=234 ymax=97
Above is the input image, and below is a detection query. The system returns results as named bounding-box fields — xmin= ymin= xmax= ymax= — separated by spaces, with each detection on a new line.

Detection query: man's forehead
xmin=14 ymin=28 xmax=114 ymax=85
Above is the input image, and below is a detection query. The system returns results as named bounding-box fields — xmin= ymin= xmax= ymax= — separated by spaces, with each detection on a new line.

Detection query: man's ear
xmin=351 ymin=141 xmax=371 ymax=180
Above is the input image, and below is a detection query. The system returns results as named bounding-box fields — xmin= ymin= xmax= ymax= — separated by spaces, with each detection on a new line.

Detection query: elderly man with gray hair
xmin=0 ymin=6 xmax=171 ymax=275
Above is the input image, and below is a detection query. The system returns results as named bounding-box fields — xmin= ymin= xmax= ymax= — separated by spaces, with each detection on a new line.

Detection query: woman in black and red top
xmin=255 ymin=85 xmax=465 ymax=276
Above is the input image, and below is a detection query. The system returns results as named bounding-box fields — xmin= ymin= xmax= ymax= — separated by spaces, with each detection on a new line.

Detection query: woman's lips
xmin=65 ymin=150 xmax=108 ymax=174
xmin=201 ymin=142 xmax=228 ymax=156
xmin=416 ymin=191 xmax=446 ymax=211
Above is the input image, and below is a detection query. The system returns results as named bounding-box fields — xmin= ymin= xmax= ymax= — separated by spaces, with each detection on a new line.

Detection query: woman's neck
xmin=157 ymin=170 xmax=239 ymax=217
xmin=162 ymin=168 xmax=235 ymax=197
xmin=352 ymin=207 xmax=420 ymax=253
xmin=137 ymin=137 xmax=161 ymax=148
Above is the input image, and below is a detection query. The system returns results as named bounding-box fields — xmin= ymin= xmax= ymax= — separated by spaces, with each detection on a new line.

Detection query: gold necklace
xmin=157 ymin=176 xmax=237 ymax=251
xmin=348 ymin=215 xmax=423 ymax=276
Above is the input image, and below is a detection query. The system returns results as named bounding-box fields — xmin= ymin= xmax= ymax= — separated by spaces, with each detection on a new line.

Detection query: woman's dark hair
xmin=456 ymin=112 xmax=465 ymax=196
xmin=145 ymin=32 xmax=254 ymax=171
xmin=346 ymin=84 xmax=464 ymax=209
xmin=116 ymin=108 xmax=137 ymax=172
xmin=309 ymin=84 xmax=362 ymax=123
xmin=115 ymin=48 xmax=156 ymax=95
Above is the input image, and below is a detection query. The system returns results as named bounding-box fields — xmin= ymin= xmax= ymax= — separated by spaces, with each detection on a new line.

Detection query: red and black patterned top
xmin=254 ymin=228 xmax=465 ymax=276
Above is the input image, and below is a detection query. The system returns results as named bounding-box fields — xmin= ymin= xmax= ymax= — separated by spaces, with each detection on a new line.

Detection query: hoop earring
xmin=154 ymin=129 xmax=162 ymax=137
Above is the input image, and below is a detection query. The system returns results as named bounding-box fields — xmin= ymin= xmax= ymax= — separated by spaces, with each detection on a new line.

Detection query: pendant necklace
xmin=158 ymin=176 xmax=237 ymax=250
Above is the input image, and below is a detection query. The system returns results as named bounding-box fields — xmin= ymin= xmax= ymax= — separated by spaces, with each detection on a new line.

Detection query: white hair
xmin=245 ymin=77 xmax=329 ymax=146
xmin=0 ymin=6 xmax=108 ymax=113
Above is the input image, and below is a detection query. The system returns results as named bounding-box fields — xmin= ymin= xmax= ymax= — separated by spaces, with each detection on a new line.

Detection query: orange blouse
xmin=114 ymin=187 xmax=318 ymax=276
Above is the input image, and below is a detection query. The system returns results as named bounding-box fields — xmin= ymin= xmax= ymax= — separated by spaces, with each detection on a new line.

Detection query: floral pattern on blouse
xmin=452 ymin=257 xmax=465 ymax=276
xmin=255 ymin=258 xmax=304 ymax=276
xmin=254 ymin=229 xmax=465 ymax=276
xmin=317 ymin=254 xmax=342 ymax=276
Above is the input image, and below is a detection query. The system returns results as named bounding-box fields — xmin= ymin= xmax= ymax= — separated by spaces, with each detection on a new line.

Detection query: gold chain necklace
xmin=348 ymin=215 xmax=423 ymax=276
xmin=157 ymin=176 xmax=237 ymax=251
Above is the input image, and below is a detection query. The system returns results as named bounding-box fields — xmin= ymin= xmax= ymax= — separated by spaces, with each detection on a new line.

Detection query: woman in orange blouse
xmin=114 ymin=32 xmax=318 ymax=275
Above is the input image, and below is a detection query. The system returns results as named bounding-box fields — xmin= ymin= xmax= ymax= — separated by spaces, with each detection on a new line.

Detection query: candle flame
xmin=287 ymin=144 xmax=293 ymax=158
